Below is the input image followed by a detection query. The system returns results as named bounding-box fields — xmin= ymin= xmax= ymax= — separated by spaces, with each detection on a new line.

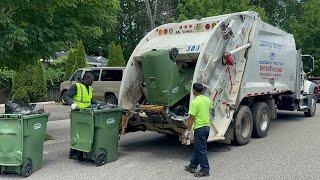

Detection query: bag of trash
xmin=90 ymin=103 xmax=118 ymax=110
xmin=5 ymin=101 xmax=44 ymax=115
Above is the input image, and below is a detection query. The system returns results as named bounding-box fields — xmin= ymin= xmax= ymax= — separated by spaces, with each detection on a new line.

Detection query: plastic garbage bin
xmin=70 ymin=108 xmax=123 ymax=166
xmin=0 ymin=114 xmax=48 ymax=177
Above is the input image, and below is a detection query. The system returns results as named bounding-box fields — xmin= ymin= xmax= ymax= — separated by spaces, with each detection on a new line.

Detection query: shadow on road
xmin=275 ymin=111 xmax=308 ymax=122
xmin=120 ymin=133 xmax=232 ymax=161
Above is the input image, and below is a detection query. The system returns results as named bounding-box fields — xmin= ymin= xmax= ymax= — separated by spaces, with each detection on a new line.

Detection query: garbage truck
xmin=119 ymin=11 xmax=317 ymax=145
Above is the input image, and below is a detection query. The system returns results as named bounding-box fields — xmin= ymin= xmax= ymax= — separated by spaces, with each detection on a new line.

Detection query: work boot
xmin=194 ymin=170 xmax=210 ymax=177
xmin=185 ymin=165 xmax=196 ymax=173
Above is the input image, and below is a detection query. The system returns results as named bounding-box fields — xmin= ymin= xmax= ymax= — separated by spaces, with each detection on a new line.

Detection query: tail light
xmin=205 ymin=24 xmax=211 ymax=30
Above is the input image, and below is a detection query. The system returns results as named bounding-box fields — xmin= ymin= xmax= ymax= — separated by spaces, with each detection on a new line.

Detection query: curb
xmin=32 ymin=101 xmax=56 ymax=105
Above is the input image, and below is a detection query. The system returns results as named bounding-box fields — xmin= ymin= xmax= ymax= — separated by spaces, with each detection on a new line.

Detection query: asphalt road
xmin=44 ymin=104 xmax=70 ymax=121
xmin=1 ymin=106 xmax=320 ymax=180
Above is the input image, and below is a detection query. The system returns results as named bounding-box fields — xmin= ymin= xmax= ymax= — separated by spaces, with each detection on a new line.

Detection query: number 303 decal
xmin=186 ymin=45 xmax=200 ymax=52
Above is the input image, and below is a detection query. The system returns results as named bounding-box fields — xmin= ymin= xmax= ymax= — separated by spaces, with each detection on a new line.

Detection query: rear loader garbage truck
xmin=119 ymin=11 xmax=317 ymax=145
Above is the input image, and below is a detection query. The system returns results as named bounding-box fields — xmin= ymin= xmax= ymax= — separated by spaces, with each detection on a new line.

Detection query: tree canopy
xmin=0 ymin=0 xmax=119 ymax=69
xmin=1 ymin=0 xmax=320 ymax=76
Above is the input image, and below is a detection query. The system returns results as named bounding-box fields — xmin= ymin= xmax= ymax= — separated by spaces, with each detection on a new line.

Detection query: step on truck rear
xmin=119 ymin=11 xmax=316 ymax=145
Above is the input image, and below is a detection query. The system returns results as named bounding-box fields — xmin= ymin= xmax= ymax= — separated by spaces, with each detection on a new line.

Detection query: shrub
xmin=12 ymin=61 xmax=47 ymax=103
xmin=108 ymin=42 xmax=125 ymax=67
xmin=44 ymin=67 xmax=65 ymax=88
xmin=0 ymin=69 xmax=14 ymax=93
xmin=12 ymin=88 xmax=30 ymax=103
xmin=64 ymin=42 xmax=87 ymax=80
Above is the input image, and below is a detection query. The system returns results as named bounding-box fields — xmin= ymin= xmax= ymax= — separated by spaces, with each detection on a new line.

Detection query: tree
xmin=0 ymin=0 xmax=119 ymax=70
xmin=116 ymin=0 xmax=179 ymax=60
xmin=290 ymin=0 xmax=320 ymax=76
xmin=64 ymin=43 xmax=87 ymax=80
xmin=108 ymin=42 xmax=126 ymax=67
xmin=249 ymin=0 xmax=302 ymax=31
xmin=177 ymin=0 xmax=267 ymax=21
xmin=12 ymin=61 xmax=47 ymax=103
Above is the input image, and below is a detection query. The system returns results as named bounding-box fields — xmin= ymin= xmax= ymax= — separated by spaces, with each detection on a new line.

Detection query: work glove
xmin=184 ymin=129 xmax=191 ymax=139
xmin=71 ymin=103 xmax=78 ymax=110
xmin=181 ymin=129 xmax=191 ymax=145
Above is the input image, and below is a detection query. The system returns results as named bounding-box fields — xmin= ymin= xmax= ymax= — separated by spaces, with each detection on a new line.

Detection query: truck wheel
xmin=21 ymin=159 xmax=33 ymax=177
xmin=304 ymin=97 xmax=316 ymax=117
xmin=233 ymin=105 xmax=253 ymax=145
xmin=95 ymin=152 xmax=107 ymax=166
xmin=252 ymin=102 xmax=270 ymax=138
xmin=105 ymin=94 xmax=118 ymax=105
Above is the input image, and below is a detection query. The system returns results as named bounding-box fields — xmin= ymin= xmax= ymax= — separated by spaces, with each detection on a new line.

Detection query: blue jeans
xmin=189 ymin=126 xmax=210 ymax=172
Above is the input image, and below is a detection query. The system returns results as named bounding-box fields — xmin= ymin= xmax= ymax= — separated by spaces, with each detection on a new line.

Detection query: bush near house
xmin=12 ymin=61 xmax=47 ymax=103
xmin=108 ymin=42 xmax=125 ymax=67
xmin=64 ymin=42 xmax=87 ymax=80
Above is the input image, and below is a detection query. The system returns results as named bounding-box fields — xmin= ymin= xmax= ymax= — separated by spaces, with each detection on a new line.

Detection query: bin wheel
xmin=21 ymin=160 xmax=33 ymax=177
xmin=95 ymin=153 xmax=107 ymax=166
xmin=169 ymin=48 xmax=179 ymax=61
xmin=77 ymin=151 xmax=85 ymax=161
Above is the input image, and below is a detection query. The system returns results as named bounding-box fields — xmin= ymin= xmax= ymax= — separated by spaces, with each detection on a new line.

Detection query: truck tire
xmin=233 ymin=105 xmax=253 ymax=146
xmin=304 ymin=97 xmax=316 ymax=117
xmin=252 ymin=102 xmax=270 ymax=138
xmin=105 ymin=94 xmax=118 ymax=105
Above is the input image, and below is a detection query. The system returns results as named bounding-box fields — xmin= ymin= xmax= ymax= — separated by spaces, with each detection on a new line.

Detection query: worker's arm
xmin=62 ymin=85 xmax=77 ymax=105
xmin=186 ymin=115 xmax=195 ymax=130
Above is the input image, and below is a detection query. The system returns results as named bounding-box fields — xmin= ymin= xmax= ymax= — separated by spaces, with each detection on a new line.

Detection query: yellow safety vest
xmin=73 ymin=83 xmax=93 ymax=109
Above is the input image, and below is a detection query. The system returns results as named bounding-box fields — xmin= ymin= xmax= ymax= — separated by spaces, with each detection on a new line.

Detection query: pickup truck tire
xmin=105 ymin=94 xmax=118 ymax=105
xmin=252 ymin=102 xmax=270 ymax=138
xmin=233 ymin=105 xmax=253 ymax=146
xmin=304 ymin=97 xmax=316 ymax=117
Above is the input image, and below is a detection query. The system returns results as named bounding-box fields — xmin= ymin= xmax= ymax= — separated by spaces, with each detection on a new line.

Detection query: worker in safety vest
xmin=62 ymin=72 xmax=95 ymax=110
xmin=63 ymin=72 xmax=95 ymax=159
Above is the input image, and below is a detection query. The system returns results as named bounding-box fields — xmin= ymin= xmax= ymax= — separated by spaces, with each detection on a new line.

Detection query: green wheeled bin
xmin=70 ymin=108 xmax=123 ymax=166
xmin=0 ymin=114 xmax=48 ymax=177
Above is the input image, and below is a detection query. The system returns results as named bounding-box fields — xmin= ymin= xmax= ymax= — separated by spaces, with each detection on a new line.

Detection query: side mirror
xmin=302 ymin=54 xmax=315 ymax=75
